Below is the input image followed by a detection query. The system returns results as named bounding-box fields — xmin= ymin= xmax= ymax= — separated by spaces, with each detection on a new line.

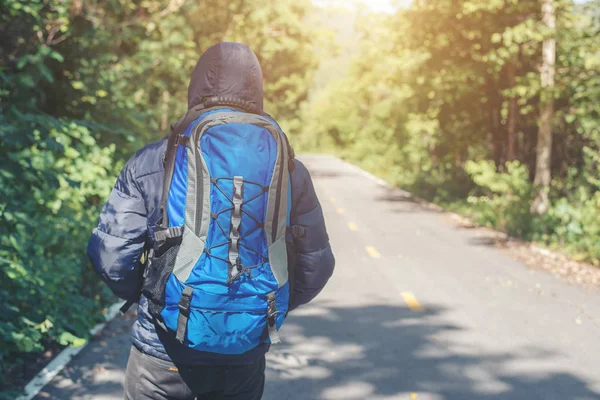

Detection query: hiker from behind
xmin=88 ymin=42 xmax=335 ymax=399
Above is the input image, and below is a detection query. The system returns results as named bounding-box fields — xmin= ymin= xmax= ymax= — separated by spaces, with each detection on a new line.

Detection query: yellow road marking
xmin=330 ymin=196 xmax=336 ymax=204
xmin=348 ymin=222 xmax=358 ymax=231
xmin=401 ymin=292 xmax=424 ymax=312
xmin=336 ymin=208 xmax=344 ymax=214
xmin=365 ymin=246 xmax=381 ymax=258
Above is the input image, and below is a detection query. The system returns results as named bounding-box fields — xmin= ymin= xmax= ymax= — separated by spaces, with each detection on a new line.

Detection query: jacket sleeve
xmin=289 ymin=160 xmax=335 ymax=311
xmin=87 ymin=152 xmax=148 ymax=301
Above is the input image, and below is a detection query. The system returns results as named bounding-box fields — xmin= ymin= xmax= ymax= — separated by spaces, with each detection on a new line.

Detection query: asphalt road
xmin=36 ymin=154 xmax=600 ymax=400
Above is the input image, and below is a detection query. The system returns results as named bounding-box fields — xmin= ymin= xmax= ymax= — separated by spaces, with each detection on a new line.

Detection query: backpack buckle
xmin=177 ymin=287 xmax=193 ymax=316
xmin=175 ymin=286 xmax=194 ymax=344
xmin=174 ymin=134 xmax=189 ymax=147
xmin=266 ymin=292 xmax=281 ymax=344
xmin=266 ymin=293 xmax=278 ymax=325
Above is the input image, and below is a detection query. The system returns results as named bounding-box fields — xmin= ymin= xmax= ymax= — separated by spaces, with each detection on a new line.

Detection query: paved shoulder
xmin=33 ymin=313 xmax=134 ymax=400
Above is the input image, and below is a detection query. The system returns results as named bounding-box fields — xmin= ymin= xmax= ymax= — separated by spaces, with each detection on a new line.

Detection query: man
xmin=88 ymin=42 xmax=335 ymax=399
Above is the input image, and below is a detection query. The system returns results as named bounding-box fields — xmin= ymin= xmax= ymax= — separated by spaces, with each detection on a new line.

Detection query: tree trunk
xmin=506 ymin=61 xmax=517 ymax=162
xmin=487 ymin=77 xmax=503 ymax=169
xmin=531 ymin=0 xmax=555 ymax=215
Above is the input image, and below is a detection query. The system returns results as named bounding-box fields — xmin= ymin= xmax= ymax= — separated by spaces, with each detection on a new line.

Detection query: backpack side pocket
xmin=142 ymin=225 xmax=184 ymax=318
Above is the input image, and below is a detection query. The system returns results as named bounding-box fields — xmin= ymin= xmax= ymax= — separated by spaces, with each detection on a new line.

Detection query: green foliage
xmin=544 ymin=192 xmax=600 ymax=261
xmin=463 ymin=160 xmax=534 ymax=237
xmin=0 ymin=115 xmax=116 ymax=388
xmin=1 ymin=1 xmax=116 ymax=389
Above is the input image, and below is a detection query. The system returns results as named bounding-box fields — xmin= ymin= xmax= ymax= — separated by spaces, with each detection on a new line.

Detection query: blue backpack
xmin=142 ymin=99 xmax=296 ymax=354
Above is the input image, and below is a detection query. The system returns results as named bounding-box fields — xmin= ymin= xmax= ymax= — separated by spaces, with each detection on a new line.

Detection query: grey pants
xmin=124 ymin=346 xmax=265 ymax=400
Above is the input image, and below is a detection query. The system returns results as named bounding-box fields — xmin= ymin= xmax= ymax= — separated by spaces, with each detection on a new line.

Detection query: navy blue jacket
xmin=87 ymin=137 xmax=335 ymax=364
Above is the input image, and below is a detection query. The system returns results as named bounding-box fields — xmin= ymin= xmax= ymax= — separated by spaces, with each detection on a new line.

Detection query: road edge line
xmin=17 ymin=300 xmax=125 ymax=400
xmin=336 ymin=158 xmax=391 ymax=188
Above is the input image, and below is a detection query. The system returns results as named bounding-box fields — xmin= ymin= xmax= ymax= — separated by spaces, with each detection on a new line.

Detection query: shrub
xmin=0 ymin=115 xmax=116 ymax=389
xmin=464 ymin=160 xmax=534 ymax=237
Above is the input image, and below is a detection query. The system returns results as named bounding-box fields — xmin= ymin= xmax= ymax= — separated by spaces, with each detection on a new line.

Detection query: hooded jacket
xmin=87 ymin=42 xmax=335 ymax=364
xmin=187 ymin=42 xmax=263 ymax=111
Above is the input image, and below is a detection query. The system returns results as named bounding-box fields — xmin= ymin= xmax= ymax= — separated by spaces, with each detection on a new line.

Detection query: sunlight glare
xmin=313 ymin=0 xmax=412 ymax=14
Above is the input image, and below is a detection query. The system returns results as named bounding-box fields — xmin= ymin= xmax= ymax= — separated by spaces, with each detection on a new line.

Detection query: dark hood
xmin=187 ymin=42 xmax=263 ymax=112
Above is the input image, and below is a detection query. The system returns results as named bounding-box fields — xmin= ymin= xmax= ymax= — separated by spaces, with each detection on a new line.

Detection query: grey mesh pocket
xmin=142 ymin=225 xmax=183 ymax=319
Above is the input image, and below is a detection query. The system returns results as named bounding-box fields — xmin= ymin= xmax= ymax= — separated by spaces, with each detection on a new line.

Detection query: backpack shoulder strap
xmin=160 ymin=105 xmax=206 ymax=227
xmin=262 ymin=111 xmax=296 ymax=173
xmin=283 ymin=133 xmax=295 ymax=173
